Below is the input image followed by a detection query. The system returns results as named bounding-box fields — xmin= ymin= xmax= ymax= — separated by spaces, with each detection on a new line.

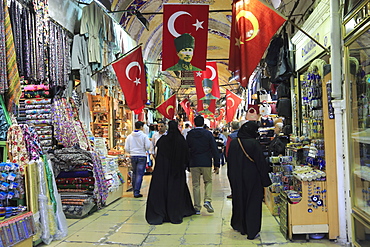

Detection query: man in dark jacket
xmin=187 ymin=115 xmax=220 ymax=214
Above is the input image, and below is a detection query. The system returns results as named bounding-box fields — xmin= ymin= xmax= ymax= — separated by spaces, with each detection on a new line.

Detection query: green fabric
xmin=0 ymin=95 xmax=11 ymax=125
xmin=43 ymin=155 xmax=57 ymax=213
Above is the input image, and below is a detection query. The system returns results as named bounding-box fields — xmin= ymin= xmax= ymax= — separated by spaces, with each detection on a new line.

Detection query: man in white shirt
xmin=151 ymin=121 xmax=167 ymax=157
xmin=125 ymin=121 xmax=152 ymax=198
xmin=181 ymin=123 xmax=192 ymax=139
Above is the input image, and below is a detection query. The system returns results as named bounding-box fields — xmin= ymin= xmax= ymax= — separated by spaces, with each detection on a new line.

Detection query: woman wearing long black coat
xmin=145 ymin=121 xmax=196 ymax=225
xmin=227 ymin=121 xmax=271 ymax=240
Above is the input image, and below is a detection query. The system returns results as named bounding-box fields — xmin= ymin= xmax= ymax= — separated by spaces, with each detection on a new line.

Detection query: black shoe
xmin=227 ymin=194 xmax=232 ymax=199
xmin=134 ymin=194 xmax=143 ymax=198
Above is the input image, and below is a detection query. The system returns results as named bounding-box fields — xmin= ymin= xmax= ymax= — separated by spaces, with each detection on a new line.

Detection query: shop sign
xmin=294 ymin=17 xmax=331 ymax=70
xmin=181 ymin=71 xmax=195 ymax=88
xmin=344 ymin=2 xmax=370 ymax=37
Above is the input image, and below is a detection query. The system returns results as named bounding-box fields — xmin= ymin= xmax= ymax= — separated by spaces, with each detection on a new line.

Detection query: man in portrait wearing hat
xmin=167 ymin=33 xmax=201 ymax=71
xmin=200 ymin=78 xmax=219 ymax=100
xmin=199 ymin=99 xmax=213 ymax=115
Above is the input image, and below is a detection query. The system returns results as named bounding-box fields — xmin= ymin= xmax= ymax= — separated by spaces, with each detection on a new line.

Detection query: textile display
xmin=7 ymin=124 xmax=29 ymax=174
xmin=25 ymin=161 xmax=41 ymax=241
xmin=3 ymin=0 xmax=21 ymax=111
xmin=48 ymin=21 xmax=71 ymax=88
xmin=228 ymin=0 xmax=286 ymax=87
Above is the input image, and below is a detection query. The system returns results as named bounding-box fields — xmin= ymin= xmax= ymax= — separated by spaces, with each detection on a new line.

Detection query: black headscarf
xmin=237 ymin=121 xmax=260 ymax=139
xmin=156 ymin=120 xmax=188 ymax=174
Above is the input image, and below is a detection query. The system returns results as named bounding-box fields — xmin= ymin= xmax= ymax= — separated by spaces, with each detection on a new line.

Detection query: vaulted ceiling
xmin=94 ymin=0 xmax=318 ymax=104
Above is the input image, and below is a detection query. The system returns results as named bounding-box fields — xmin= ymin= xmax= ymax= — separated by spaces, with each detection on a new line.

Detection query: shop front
xmin=343 ymin=1 xmax=370 ymax=246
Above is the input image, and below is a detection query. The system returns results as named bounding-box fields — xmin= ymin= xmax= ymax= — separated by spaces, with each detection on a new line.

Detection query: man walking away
xmin=125 ymin=121 xmax=152 ymax=198
xmin=187 ymin=115 xmax=220 ymax=214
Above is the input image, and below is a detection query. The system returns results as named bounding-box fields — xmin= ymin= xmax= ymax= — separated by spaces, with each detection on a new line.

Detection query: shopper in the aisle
xmin=151 ymin=121 xmax=167 ymax=157
xmin=187 ymin=115 xmax=220 ymax=214
xmin=125 ymin=121 xmax=152 ymax=198
xmin=213 ymin=129 xmax=225 ymax=169
xmin=227 ymin=121 xmax=271 ymax=240
xmin=181 ymin=123 xmax=191 ymax=139
xmin=145 ymin=121 xmax=196 ymax=225
xmin=225 ymin=120 xmax=240 ymax=199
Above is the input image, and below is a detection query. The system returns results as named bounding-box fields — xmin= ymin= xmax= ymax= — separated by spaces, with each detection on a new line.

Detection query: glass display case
xmin=344 ymin=2 xmax=370 ymax=245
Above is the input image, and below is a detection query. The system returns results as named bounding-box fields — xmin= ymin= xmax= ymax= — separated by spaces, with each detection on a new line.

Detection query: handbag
xmin=258 ymin=89 xmax=272 ymax=103
xmin=246 ymin=107 xmax=258 ymax=121
xmin=238 ymin=138 xmax=272 ymax=187
xmin=259 ymin=103 xmax=271 ymax=116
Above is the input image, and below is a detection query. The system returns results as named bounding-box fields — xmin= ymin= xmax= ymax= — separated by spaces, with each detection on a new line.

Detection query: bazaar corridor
xmin=40 ymin=166 xmax=343 ymax=247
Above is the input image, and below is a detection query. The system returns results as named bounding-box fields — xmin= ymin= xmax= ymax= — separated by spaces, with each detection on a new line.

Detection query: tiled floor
xmin=41 ymin=166 xmax=344 ymax=246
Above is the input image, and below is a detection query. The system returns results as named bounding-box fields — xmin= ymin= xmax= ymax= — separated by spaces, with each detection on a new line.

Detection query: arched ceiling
xmin=108 ymin=0 xmax=235 ymax=105
xmin=92 ymin=0 xmax=318 ymax=105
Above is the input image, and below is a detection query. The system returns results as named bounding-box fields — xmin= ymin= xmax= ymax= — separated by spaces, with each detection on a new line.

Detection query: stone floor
xmin=40 ymin=165 xmax=344 ymax=246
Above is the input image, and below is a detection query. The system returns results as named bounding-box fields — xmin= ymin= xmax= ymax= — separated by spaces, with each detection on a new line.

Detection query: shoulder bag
xmin=237 ymin=138 xmax=272 ymax=187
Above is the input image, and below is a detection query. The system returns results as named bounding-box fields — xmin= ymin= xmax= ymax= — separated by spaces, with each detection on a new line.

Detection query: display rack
xmin=89 ymin=95 xmax=111 ymax=149
xmin=280 ymin=177 xmax=328 ymax=240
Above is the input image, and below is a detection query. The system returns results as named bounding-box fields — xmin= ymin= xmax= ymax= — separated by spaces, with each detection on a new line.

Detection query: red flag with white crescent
xmin=112 ymin=47 xmax=147 ymax=111
xmin=194 ymin=61 xmax=220 ymax=100
xmin=226 ymin=89 xmax=243 ymax=123
xmin=156 ymin=94 xmax=177 ymax=120
xmin=180 ymin=98 xmax=191 ymax=116
xmin=228 ymin=0 xmax=286 ymax=87
xmin=162 ymin=4 xmax=209 ymax=71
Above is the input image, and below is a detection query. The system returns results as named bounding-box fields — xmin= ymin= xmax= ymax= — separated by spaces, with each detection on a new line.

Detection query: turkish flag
xmin=226 ymin=89 xmax=243 ymax=123
xmin=228 ymin=0 xmax=286 ymax=87
xmin=157 ymin=94 xmax=177 ymax=120
xmin=112 ymin=47 xmax=147 ymax=111
xmin=180 ymin=98 xmax=191 ymax=116
xmin=194 ymin=61 xmax=220 ymax=100
xmin=162 ymin=4 xmax=209 ymax=71
xmin=197 ymin=99 xmax=216 ymax=114
xmin=189 ymin=109 xmax=195 ymax=126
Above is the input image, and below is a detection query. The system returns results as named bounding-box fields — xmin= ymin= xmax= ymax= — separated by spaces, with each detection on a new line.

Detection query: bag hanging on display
xmin=271 ymin=31 xmax=293 ymax=83
xmin=258 ymin=89 xmax=272 ymax=103
xmin=259 ymin=102 xmax=271 ymax=116
xmin=246 ymin=107 xmax=259 ymax=121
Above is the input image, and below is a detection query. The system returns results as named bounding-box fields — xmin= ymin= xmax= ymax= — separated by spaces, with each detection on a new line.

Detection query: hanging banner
xmin=162 ymin=4 xmax=209 ymax=71
xmin=197 ymin=98 xmax=216 ymax=115
xmin=156 ymin=94 xmax=177 ymax=120
xmin=194 ymin=61 xmax=220 ymax=101
xmin=226 ymin=89 xmax=243 ymax=123
xmin=180 ymin=98 xmax=191 ymax=116
xmin=228 ymin=0 xmax=286 ymax=87
xmin=112 ymin=47 xmax=147 ymax=111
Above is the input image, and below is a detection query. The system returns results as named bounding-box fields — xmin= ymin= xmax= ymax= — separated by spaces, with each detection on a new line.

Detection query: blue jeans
xmin=130 ymin=156 xmax=147 ymax=196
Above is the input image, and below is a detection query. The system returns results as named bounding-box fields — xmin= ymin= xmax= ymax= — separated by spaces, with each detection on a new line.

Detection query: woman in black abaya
xmin=227 ymin=121 xmax=271 ymax=239
xmin=145 ymin=120 xmax=196 ymax=225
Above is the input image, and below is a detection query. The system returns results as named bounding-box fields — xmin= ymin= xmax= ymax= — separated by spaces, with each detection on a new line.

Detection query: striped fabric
xmin=3 ymin=0 xmax=21 ymax=111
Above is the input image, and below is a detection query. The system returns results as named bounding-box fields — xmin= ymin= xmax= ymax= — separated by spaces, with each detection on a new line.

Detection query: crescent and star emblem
xmin=166 ymin=105 xmax=174 ymax=116
xmin=126 ymin=61 xmax=142 ymax=86
xmin=227 ymin=97 xmax=235 ymax=109
xmin=185 ymin=101 xmax=190 ymax=109
xmin=168 ymin=11 xmax=205 ymax=38
xmin=235 ymin=10 xmax=259 ymax=47
xmin=206 ymin=65 xmax=217 ymax=81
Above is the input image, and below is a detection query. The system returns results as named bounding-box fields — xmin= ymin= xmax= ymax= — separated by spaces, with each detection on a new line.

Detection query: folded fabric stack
xmin=17 ymin=83 xmax=53 ymax=153
xmin=56 ymin=163 xmax=96 ymax=218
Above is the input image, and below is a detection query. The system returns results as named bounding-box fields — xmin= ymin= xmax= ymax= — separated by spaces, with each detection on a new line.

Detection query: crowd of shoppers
xmin=125 ymin=116 xmax=271 ymax=240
